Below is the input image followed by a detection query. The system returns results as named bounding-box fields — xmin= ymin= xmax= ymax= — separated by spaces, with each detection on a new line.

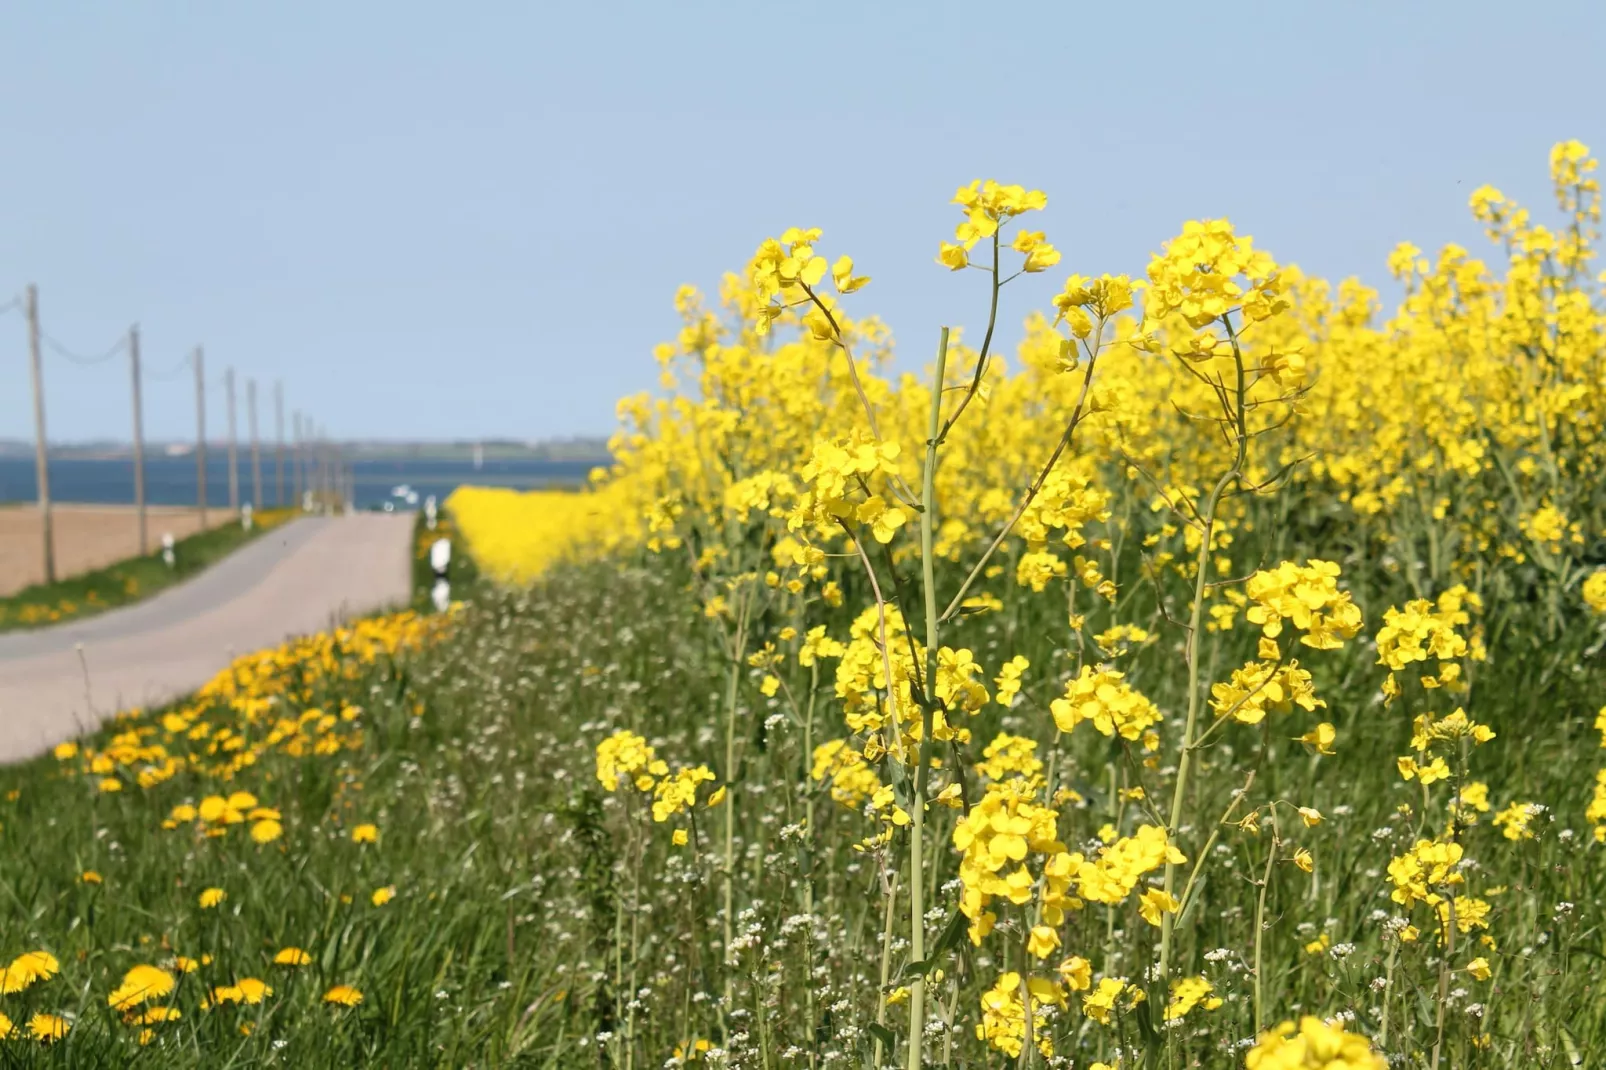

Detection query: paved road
xmin=0 ymin=513 xmax=415 ymax=764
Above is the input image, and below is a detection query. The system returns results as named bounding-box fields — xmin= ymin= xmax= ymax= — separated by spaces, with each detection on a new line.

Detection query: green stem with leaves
xmin=1158 ymin=312 xmax=1250 ymax=983
xmin=906 ymin=327 xmax=950 ymax=1070
xmin=721 ymin=586 xmax=753 ymax=1016
xmin=1253 ymin=809 xmax=1280 ymax=1037
xmin=874 ymin=867 xmax=900 ymax=1069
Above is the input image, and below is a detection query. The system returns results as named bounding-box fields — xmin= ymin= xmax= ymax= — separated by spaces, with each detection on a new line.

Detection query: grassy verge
xmin=0 ymin=510 xmax=297 ymax=633
xmin=410 ymin=509 xmax=480 ymax=612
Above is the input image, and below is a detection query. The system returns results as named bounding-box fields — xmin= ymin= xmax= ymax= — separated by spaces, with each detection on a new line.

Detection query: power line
xmin=144 ymin=352 xmax=194 ymax=382
xmin=40 ymin=328 xmax=128 ymax=366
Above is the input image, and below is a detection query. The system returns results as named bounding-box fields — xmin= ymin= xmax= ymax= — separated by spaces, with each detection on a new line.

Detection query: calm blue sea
xmin=0 ymin=455 xmax=595 ymax=511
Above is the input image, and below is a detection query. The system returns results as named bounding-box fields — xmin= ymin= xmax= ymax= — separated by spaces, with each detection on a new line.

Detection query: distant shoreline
xmin=0 ymin=454 xmax=599 ymax=511
xmin=0 ymin=439 xmax=614 ymax=465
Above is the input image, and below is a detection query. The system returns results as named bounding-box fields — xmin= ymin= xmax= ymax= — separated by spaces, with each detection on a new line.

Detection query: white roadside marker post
xmin=429 ymin=537 xmax=452 ymax=613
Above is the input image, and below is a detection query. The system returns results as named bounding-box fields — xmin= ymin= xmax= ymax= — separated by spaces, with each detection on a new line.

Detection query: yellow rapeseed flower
xmin=1245 ymin=1016 xmax=1385 ymax=1069
xmin=1583 ymin=569 xmax=1606 ymax=614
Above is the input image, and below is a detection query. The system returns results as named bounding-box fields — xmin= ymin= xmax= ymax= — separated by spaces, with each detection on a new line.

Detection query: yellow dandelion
xmin=351 ymin=823 xmax=379 ymax=844
xmin=108 ymin=964 xmax=176 ymax=1011
xmin=27 ymin=1013 xmax=69 ymax=1043
xmin=323 ymin=984 xmax=363 ymax=1007
xmin=80 ymin=870 xmax=103 ymax=884
xmin=198 ymin=887 xmax=226 ymax=909
xmin=371 ymin=886 xmax=396 ymax=907
xmin=250 ymin=819 xmax=283 ymax=844
xmin=235 ymin=978 xmax=272 ymax=1004
xmin=202 ymin=984 xmax=242 ymax=1009
xmin=168 ymin=956 xmax=200 ymax=974
xmin=133 ymin=1006 xmax=180 ymax=1024
xmin=273 ymin=947 xmax=312 ymax=966
xmin=2 ymin=951 xmax=60 ymax=994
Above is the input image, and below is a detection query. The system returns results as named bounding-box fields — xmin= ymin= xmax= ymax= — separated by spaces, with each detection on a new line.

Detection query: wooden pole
xmin=320 ymin=426 xmax=331 ymax=511
xmin=24 ymin=285 xmax=55 ymax=583
xmin=306 ymin=418 xmax=316 ymax=509
xmin=129 ymin=324 xmax=148 ymax=554
xmin=292 ymin=411 xmax=303 ymax=506
xmin=248 ymin=377 xmax=262 ymax=509
xmin=274 ymin=381 xmax=285 ymax=507
xmin=306 ymin=418 xmax=315 ymax=509
xmin=194 ymin=346 xmax=208 ymax=528
xmin=225 ymin=367 xmax=239 ymax=513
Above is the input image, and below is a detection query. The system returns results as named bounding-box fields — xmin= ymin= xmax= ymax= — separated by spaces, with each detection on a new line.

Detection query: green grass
xmin=409 ymin=510 xmax=480 ymax=612
xmin=0 ymin=522 xmax=1599 ymax=1066
xmin=0 ymin=511 xmax=296 ymax=634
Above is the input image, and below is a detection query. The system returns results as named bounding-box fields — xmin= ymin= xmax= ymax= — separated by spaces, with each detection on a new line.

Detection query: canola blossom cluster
xmin=426 ymin=142 xmax=1606 ymax=1066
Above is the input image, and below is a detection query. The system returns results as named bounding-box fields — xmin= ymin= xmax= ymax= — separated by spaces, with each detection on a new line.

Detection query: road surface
xmin=0 ymin=513 xmax=415 ymax=764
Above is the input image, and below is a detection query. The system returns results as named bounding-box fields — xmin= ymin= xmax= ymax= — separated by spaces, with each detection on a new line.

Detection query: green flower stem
xmin=907 ymin=326 xmax=950 ymax=1070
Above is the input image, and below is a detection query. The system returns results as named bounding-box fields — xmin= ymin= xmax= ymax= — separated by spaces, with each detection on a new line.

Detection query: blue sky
xmin=1 ymin=1 xmax=1602 ymax=443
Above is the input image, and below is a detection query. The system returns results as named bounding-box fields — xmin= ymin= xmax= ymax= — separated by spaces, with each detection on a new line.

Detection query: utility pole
xmin=194 ymin=347 xmax=208 ymax=528
xmin=274 ymin=381 xmax=285 ymax=507
xmin=320 ymin=426 xmax=331 ymax=511
xmin=292 ymin=411 xmax=303 ymax=506
xmin=306 ymin=418 xmax=316 ymax=509
xmin=225 ymin=367 xmax=239 ymax=513
xmin=129 ymin=324 xmax=148 ymax=554
xmin=316 ymin=424 xmax=327 ymax=510
xmin=248 ymin=378 xmax=262 ymax=509
xmin=25 ymin=285 xmax=55 ymax=583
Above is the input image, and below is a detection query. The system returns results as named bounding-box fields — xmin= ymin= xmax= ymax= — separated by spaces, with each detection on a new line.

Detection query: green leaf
xmin=864 ymin=1021 xmax=896 ymax=1050
xmin=929 ymin=908 xmax=968 ymax=963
